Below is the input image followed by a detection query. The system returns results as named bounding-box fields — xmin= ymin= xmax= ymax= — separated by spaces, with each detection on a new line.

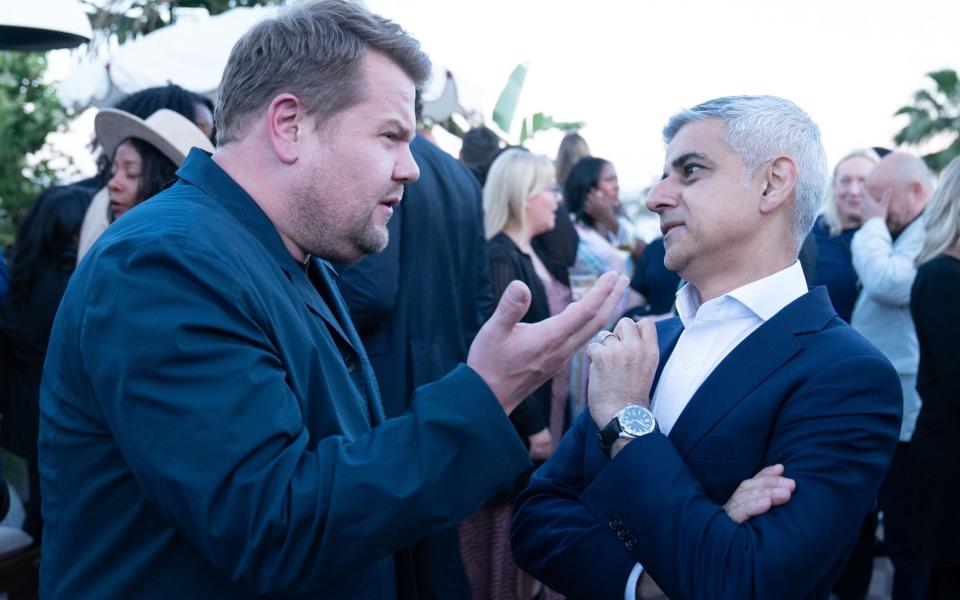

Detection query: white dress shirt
xmin=624 ymin=261 xmax=808 ymax=600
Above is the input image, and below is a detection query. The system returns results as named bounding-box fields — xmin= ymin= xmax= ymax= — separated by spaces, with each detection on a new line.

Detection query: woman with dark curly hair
xmin=0 ymin=185 xmax=90 ymax=539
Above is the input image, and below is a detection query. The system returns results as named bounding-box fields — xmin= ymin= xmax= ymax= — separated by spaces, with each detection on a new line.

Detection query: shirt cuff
xmin=624 ymin=562 xmax=644 ymax=600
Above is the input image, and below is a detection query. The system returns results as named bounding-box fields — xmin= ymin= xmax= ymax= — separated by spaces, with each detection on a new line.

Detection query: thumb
xmin=488 ymin=280 xmax=531 ymax=333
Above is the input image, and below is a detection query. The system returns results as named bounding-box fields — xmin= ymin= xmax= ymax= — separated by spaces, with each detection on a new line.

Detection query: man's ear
xmin=759 ymin=156 xmax=798 ymax=214
xmin=266 ymin=93 xmax=304 ymax=165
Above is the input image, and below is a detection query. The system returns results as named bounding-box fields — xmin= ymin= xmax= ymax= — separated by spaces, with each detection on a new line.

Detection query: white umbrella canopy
xmin=57 ymin=5 xmax=279 ymax=111
xmin=0 ymin=0 xmax=92 ymax=50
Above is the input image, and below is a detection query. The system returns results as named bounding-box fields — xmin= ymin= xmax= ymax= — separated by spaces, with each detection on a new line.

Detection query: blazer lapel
xmin=652 ymin=317 xmax=684 ymax=393
xmin=666 ymin=288 xmax=835 ymax=459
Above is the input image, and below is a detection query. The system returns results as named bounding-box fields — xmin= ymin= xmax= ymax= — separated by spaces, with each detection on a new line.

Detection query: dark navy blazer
xmin=38 ymin=149 xmax=529 ymax=598
xmin=512 ymin=287 xmax=902 ymax=600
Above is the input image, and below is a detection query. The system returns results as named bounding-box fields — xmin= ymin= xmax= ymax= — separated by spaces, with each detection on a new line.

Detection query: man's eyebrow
xmin=382 ymin=118 xmax=413 ymax=140
xmin=671 ymin=151 xmax=714 ymax=171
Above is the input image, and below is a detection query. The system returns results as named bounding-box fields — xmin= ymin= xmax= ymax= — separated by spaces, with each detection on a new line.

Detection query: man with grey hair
xmin=850 ymin=151 xmax=933 ymax=599
xmin=512 ymin=96 xmax=902 ymax=599
xmin=36 ymin=1 xmax=629 ymax=597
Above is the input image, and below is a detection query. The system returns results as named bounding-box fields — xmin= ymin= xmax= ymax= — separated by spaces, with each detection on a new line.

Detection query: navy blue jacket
xmin=38 ymin=149 xmax=529 ymax=598
xmin=512 ymin=287 xmax=901 ymax=599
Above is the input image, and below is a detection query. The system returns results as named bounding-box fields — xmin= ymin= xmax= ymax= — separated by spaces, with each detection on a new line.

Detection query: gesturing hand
xmin=860 ymin=186 xmax=891 ymax=224
xmin=723 ymin=464 xmax=796 ymax=524
xmin=468 ymin=271 xmax=629 ymax=415
xmin=586 ymin=317 xmax=659 ymax=431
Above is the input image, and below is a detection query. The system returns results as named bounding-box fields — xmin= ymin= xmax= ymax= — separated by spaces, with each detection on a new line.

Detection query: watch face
xmin=619 ymin=405 xmax=656 ymax=437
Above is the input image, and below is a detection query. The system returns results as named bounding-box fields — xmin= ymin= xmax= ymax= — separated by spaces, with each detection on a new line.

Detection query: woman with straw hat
xmin=85 ymin=107 xmax=213 ymax=247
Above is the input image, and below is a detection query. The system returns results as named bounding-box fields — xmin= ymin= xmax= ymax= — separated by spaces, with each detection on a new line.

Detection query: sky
xmin=364 ymin=0 xmax=960 ymax=194
xmin=43 ymin=0 xmax=960 ymax=197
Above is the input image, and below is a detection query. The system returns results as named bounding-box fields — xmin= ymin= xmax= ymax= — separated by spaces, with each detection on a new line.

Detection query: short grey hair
xmin=215 ymin=0 xmax=431 ymax=145
xmin=663 ymin=95 xmax=829 ymax=247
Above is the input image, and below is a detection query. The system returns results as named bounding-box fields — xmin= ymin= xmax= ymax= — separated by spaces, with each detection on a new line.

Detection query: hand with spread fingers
xmin=723 ymin=464 xmax=797 ymax=524
xmin=586 ymin=316 xmax=660 ymax=432
xmin=468 ymin=271 xmax=629 ymax=415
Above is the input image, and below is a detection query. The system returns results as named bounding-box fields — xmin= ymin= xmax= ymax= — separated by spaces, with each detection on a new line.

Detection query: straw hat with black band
xmin=95 ymin=107 xmax=214 ymax=166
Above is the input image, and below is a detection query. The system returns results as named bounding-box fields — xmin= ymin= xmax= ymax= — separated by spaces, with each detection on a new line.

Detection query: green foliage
xmin=492 ymin=63 xmax=527 ymax=134
xmin=491 ymin=63 xmax=584 ymax=144
xmin=894 ymin=68 xmax=960 ymax=172
xmin=0 ymin=52 xmax=72 ymax=245
xmin=81 ymin=0 xmax=278 ymax=52
xmin=519 ymin=112 xmax=585 ymax=144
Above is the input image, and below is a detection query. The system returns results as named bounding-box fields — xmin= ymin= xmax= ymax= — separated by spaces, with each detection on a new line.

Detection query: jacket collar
xmin=655 ymin=286 xmax=837 ymax=459
xmin=175 ymin=149 xmax=359 ymax=357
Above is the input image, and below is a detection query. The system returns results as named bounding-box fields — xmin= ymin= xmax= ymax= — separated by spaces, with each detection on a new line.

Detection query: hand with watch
xmin=586 ymin=317 xmax=660 ymax=459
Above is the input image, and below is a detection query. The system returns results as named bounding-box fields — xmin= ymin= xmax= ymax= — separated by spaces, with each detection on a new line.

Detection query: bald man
xmin=851 ymin=151 xmax=932 ymax=599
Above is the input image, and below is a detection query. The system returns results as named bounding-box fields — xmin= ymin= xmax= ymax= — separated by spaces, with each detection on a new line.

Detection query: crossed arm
xmin=512 ymin=352 xmax=901 ymax=600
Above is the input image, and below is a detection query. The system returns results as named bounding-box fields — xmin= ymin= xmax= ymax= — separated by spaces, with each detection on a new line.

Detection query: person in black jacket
xmin=338 ymin=133 xmax=493 ymax=599
xmin=0 ymin=185 xmax=90 ymax=539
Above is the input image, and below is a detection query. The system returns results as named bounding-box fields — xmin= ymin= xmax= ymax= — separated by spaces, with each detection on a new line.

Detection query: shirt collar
xmin=675 ymin=261 xmax=808 ymax=326
xmin=176 ymin=148 xmax=305 ymax=274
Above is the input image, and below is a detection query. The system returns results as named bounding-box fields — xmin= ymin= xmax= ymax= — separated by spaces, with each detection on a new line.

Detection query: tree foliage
xmin=80 ymin=0 xmax=278 ymax=52
xmin=894 ymin=69 xmax=960 ymax=173
xmin=0 ymin=52 xmax=71 ymax=245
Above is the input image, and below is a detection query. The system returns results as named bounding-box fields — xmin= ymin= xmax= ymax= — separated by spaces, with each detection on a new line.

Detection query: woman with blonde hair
xmin=460 ymin=149 xmax=565 ymax=600
xmin=909 ymin=155 xmax=960 ymax=600
xmin=810 ymin=148 xmax=880 ymax=322
xmin=555 ymin=131 xmax=590 ymax=186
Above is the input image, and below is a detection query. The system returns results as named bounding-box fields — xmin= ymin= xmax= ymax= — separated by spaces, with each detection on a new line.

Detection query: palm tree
xmin=894 ymin=69 xmax=960 ymax=173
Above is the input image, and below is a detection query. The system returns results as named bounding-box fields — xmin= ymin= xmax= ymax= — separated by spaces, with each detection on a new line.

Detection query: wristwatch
xmin=597 ymin=404 xmax=657 ymax=457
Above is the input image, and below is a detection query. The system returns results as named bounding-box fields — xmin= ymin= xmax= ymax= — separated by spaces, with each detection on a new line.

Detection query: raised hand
xmin=586 ymin=317 xmax=660 ymax=431
xmin=468 ymin=272 xmax=629 ymax=415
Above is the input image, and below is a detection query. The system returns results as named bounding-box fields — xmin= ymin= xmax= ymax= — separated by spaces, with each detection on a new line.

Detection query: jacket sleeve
xmin=337 ymin=202 xmax=402 ymax=335
xmin=81 ymin=239 xmax=530 ymax=595
xmin=511 ymin=412 xmax=639 ymax=599
xmin=851 ymin=217 xmax=921 ymax=306
xmin=513 ymin=354 xmax=901 ymax=600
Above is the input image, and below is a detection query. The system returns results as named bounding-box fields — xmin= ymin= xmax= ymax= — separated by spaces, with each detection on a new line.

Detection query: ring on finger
xmin=596 ymin=330 xmax=618 ymax=345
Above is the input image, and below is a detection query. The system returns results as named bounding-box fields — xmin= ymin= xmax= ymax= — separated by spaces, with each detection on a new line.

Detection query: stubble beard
xmin=289 ymin=181 xmax=391 ymax=264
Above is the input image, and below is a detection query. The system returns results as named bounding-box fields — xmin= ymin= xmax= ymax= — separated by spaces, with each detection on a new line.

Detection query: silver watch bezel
xmin=615 ymin=404 xmax=657 ymax=438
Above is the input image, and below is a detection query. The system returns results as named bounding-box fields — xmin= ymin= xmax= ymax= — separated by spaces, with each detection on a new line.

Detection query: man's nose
xmin=395 ymin=145 xmax=420 ymax=183
xmin=646 ymin=180 xmax=676 ymax=213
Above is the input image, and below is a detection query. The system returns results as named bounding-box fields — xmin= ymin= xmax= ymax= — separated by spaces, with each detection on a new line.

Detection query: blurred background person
xmin=459 ymin=149 xmax=563 ymax=600
xmin=852 ymin=152 xmax=932 ymax=600
xmin=554 ymin=131 xmax=589 ymax=187
xmin=460 ymin=125 xmax=503 ymax=186
xmin=77 ymin=85 xmax=215 ymax=261
xmin=567 ymin=156 xmax=646 ymax=264
xmin=81 ymin=107 xmax=213 ymax=259
xmin=809 ymin=149 xmax=880 ymax=323
xmin=563 ymin=156 xmax=643 ymax=305
xmin=910 ymin=155 xmax=960 ymax=600
xmin=0 ymin=185 xmax=90 ymax=541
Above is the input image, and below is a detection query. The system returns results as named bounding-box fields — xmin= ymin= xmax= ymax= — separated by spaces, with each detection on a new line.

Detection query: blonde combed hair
xmin=483 ymin=150 xmax=555 ymax=240
xmin=917 ymin=155 xmax=960 ymax=265
xmin=821 ymin=148 xmax=881 ymax=237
